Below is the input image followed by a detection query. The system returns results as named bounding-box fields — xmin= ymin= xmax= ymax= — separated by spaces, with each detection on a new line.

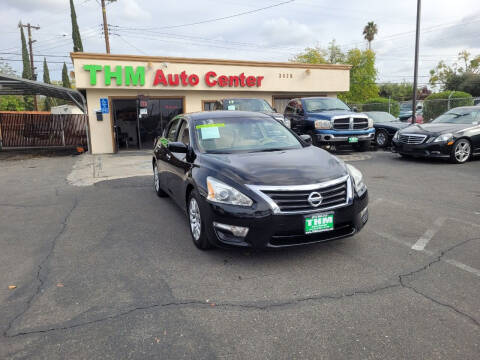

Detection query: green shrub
xmin=423 ymin=91 xmax=473 ymax=121
xmin=362 ymin=97 xmax=400 ymax=117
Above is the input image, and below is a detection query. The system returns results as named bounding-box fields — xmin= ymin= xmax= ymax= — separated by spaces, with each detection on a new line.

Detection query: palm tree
xmin=363 ymin=21 xmax=378 ymax=50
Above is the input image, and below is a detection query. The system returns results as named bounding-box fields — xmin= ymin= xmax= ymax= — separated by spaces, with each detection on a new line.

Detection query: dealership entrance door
xmin=112 ymin=98 xmax=183 ymax=151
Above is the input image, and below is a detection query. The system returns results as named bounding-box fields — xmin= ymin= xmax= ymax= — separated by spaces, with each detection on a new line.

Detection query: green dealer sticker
xmin=305 ymin=213 xmax=334 ymax=234
xmin=195 ymin=123 xmax=225 ymax=129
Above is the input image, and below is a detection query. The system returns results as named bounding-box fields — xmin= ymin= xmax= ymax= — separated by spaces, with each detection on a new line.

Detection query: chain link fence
xmin=348 ymin=97 xmax=480 ymax=122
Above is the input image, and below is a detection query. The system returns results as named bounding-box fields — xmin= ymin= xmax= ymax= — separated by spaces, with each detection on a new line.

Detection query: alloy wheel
xmin=454 ymin=140 xmax=471 ymax=163
xmin=376 ymin=132 xmax=387 ymax=146
xmin=189 ymin=197 xmax=201 ymax=241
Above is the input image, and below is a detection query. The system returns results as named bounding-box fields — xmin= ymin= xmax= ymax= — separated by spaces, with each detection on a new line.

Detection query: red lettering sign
xmin=153 ymin=70 xmax=264 ymax=88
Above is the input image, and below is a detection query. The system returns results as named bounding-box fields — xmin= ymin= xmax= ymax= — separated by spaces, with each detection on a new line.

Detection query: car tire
xmin=353 ymin=141 xmax=371 ymax=152
xmin=375 ymin=130 xmax=389 ymax=147
xmin=187 ymin=192 xmax=212 ymax=250
xmin=450 ymin=138 xmax=472 ymax=164
xmin=153 ymin=162 xmax=168 ymax=197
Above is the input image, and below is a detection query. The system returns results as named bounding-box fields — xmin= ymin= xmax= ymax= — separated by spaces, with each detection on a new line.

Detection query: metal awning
xmin=0 ymin=73 xmax=87 ymax=113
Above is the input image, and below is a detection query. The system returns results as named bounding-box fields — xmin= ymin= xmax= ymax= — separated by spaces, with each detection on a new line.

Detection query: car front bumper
xmin=198 ymin=191 xmax=369 ymax=249
xmin=313 ymin=129 xmax=375 ymax=145
xmin=392 ymin=140 xmax=451 ymax=158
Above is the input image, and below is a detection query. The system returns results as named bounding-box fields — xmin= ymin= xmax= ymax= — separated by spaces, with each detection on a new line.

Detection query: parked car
xmin=405 ymin=109 xmax=424 ymax=124
xmin=392 ymin=106 xmax=480 ymax=163
xmin=399 ymin=102 xmax=423 ymax=121
xmin=214 ymin=98 xmax=290 ymax=128
xmin=283 ymin=97 xmax=375 ymax=151
xmin=363 ymin=111 xmax=410 ymax=147
xmin=153 ymin=111 xmax=369 ymax=250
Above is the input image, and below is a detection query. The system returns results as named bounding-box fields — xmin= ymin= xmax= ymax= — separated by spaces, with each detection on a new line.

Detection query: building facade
xmin=72 ymin=53 xmax=351 ymax=154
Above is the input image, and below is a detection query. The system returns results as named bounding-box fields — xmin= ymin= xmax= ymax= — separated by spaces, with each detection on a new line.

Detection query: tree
xmin=338 ymin=49 xmax=379 ymax=104
xmin=70 ymin=0 xmax=83 ymax=52
xmin=0 ymin=62 xmax=26 ymax=111
xmin=429 ymin=51 xmax=480 ymax=96
xmin=42 ymin=58 xmax=55 ymax=111
xmin=327 ymin=39 xmax=344 ymax=64
xmin=379 ymin=82 xmax=414 ymax=101
xmin=290 ymin=46 xmax=327 ymax=64
xmin=19 ymin=23 xmax=32 ymax=80
xmin=62 ymin=63 xmax=71 ymax=88
xmin=363 ymin=21 xmax=378 ymax=50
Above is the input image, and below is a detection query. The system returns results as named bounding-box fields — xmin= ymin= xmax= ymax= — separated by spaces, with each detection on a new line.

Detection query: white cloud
xmin=261 ymin=17 xmax=317 ymax=47
xmin=113 ymin=0 xmax=151 ymax=22
xmin=4 ymin=0 xmax=66 ymax=12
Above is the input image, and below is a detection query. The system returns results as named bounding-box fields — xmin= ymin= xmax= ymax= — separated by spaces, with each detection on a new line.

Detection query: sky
xmin=1 ymin=0 xmax=479 ymax=89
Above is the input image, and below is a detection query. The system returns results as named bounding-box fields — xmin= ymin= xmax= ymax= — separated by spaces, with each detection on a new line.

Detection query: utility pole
xmin=21 ymin=23 xmax=40 ymax=110
xmin=411 ymin=0 xmax=421 ymax=124
xmin=101 ymin=0 xmax=111 ymax=53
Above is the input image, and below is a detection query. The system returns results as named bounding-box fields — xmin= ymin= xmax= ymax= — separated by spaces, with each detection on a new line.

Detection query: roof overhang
xmin=0 ymin=73 xmax=87 ymax=113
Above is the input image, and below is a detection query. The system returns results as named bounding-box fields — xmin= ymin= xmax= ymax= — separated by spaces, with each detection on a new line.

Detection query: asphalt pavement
xmin=0 ymin=149 xmax=479 ymax=359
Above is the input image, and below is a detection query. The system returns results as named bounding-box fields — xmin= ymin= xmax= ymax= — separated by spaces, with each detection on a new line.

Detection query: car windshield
xmin=194 ymin=117 xmax=302 ymax=153
xmin=224 ymin=99 xmax=274 ymax=112
xmin=432 ymin=109 xmax=480 ymax=124
xmin=303 ymin=98 xmax=350 ymax=112
xmin=366 ymin=112 xmax=397 ymax=123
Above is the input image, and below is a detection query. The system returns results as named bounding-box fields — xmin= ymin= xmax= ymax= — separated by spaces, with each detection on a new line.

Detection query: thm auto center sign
xmin=82 ymin=65 xmax=264 ymax=88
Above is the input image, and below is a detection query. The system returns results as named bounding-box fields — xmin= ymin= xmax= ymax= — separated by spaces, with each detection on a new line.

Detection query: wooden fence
xmin=0 ymin=112 xmax=88 ymax=149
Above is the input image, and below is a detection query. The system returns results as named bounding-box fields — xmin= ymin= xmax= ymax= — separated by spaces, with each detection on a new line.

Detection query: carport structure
xmin=0 ymin=74 xmax=90 ymax=151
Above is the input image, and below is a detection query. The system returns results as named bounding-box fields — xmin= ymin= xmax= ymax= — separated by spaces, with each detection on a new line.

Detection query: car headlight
xmin=433 ymin=133 xmax=453 ymax=142
xmin=393 ymin=131 xmax=400 ymax=140
xmin=367 ymin=117 xmax=374 ymax=128
xmin=346 ymin=164 xmax=367 ymax=196
xmin=315 ymin=120 xmax=332 ymax=129
xmin=206 ymin=177 xmax=253 ymax=206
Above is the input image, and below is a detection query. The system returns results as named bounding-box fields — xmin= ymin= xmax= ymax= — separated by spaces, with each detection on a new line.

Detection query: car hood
xmin=375 ymin=121 xmax=410 ymax=130
xmin=306 ymin=110 xmax=365 ymax=120
xmin=199 ymin=146 xmax=347 ymax=186
xmin=399 ymin=123 xmax=472 ymax=136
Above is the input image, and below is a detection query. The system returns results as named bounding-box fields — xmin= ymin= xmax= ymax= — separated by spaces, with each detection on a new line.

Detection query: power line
xmin=117 ymin=0 xmax=295 ymax=31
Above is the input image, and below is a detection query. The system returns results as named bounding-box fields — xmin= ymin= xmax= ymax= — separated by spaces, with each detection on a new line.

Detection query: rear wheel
xmin=353 ymin=141 xmax=371 ymax=152
xmin=450 ymin=139 xmax=471 ymax=164
xmin=153 ymin=162 xmax=168 ymax=197
xmin=187 ymin=192 xmax=212 ymax=250
xmin=375 ymin=130 xmax=389 ymax=147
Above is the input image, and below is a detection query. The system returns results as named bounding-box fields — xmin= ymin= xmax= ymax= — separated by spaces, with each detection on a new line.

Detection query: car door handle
xmin=166 ymin=153 xmax=171 ymax=160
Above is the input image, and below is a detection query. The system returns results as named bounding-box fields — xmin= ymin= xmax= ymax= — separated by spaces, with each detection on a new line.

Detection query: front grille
xmin=333 ymin=117 xmax=350 ymax=130
xmin=269 ymin=224 xmax=355 ymax=247
xmin=332 ymin=117 xmax=369 ymax=130
xmin=259 ymin=180 xmax=349 ymax=213
xmin=398 ymin=134 xmax=427 ymax=144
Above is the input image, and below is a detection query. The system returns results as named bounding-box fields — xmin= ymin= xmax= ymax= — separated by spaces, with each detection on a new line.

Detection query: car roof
xmin=450 ymin=106 xmax=480 ymax=111
xmin=185 ymin=110 xmax=274 ymax=121
xmin=221 ymin=98 xmax=266 ymax=101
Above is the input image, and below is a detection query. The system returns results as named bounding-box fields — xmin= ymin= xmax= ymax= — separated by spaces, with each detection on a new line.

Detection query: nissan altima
xmin=392 ymin=106 xmax=480 ymax=163
xmin=153 ymin=111 xmax=369 ymax=250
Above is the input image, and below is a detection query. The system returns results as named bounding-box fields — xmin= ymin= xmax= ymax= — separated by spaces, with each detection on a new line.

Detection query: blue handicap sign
xmin=100 ymin=98 xmax=109 ymax=114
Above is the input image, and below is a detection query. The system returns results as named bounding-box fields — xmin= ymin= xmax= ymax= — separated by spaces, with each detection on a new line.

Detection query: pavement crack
xmin=398 ymin=237 xmax=480 ymax=328
xmin=2 ymin=197 xmax=79 ymax=338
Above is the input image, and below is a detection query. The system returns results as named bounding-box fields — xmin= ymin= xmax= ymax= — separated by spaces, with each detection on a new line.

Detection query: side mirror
xmin=352 ymin=106 xmax=358 ymax=112
xmin=300 ymin=134 xmax=312 ymax=146
xmin=272 ymin=107 xmax=278 ymax=112
xmin=168 ymin=141 xmax=188 ymax=153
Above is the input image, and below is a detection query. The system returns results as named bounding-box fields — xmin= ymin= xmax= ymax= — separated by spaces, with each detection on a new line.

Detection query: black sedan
xmin=392 ymin=106 xmax=480 ymax=163
xmin=364 ymin=111 xmax=410 ymax=147
xmin=153 ymin=111 xmax=369 ymax=250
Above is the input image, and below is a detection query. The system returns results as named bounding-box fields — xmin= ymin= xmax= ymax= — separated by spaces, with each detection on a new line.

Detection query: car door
xmin=168 ymin=118 xmax=194 ymax=208
xmin=470 ymin=111 xmax=480 ymax=153
xmin=155 ymin=116 xmax=182 ymax=194
xmin=286 ymin=100 xmax=301 ymax=134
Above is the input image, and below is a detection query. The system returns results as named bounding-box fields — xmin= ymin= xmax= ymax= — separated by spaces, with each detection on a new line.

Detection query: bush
xmin=362 ymin=97 xmax=400 ymax=117
xmin=423 ymin=91 xmax=473 ymax=121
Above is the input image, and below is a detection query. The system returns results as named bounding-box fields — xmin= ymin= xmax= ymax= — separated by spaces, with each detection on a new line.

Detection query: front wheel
xmin=187 ymin=192 xmax=212 ymax=250
xmin=353 ymin=141 xmax=371 ymax=152
xmin=450 ymin=139 xmax=471 ymax=164
xmin=375 ymin=130 xmax=389 ymax=147
xmin=153 ymin=162 xmax=168 ymax=197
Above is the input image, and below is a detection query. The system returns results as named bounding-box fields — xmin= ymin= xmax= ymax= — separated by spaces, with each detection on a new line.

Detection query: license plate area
xmin=304 ymin=212 xmax=334 ymax=234
xmin=348 ymin=137 xmax=359 ymax=143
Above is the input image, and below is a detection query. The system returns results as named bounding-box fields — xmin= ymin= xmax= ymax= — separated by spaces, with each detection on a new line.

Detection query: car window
xmin=284 ymin=100 xmax=296 ymax=116
xmin=367 ymin=112 xmax=396 ymax=123
xmin=194 ymin=116 xmax=302 ymax=153
xmin=166 ymin=118 xmax=181 ymax=141
xmin=177 ymin=120 xmax=190 ymax=146
xmin=223 ymin=99 xmax=273 ymax=112
xmin=432 ymin=109 xmax=480 ymax=124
